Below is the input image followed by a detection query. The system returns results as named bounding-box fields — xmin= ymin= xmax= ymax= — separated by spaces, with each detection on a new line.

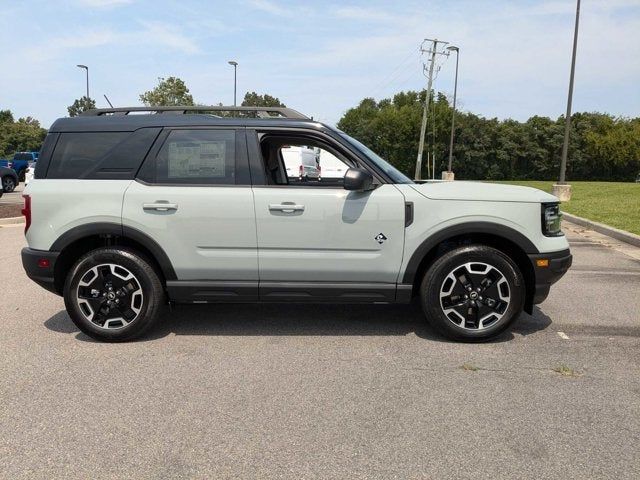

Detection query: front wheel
xmin=63 ymin=248 xmax=165 ymax=342
xmin=420 ymin=245 xmax=525 ymax=341
xmin=2 ymin=176 xmax=16 ymax=192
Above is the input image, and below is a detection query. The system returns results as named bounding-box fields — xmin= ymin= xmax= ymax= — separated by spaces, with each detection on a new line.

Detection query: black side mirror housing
xmin=343 ymin=168 xmax=374 ymax=191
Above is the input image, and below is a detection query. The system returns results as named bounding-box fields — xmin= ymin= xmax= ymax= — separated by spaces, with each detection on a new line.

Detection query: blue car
xmin=0 ymin=151 xmax=39 ymax=182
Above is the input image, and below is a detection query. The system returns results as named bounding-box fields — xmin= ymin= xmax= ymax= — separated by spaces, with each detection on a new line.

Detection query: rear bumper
xmin=21 ymin=247 xmax=60 ymax=295
xmin=528 ymin=249 xmax=572 ymax=305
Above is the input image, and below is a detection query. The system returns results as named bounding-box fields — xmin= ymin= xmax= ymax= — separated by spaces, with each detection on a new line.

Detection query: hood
xmin=409 ymin=181 xmax=558 ymax=203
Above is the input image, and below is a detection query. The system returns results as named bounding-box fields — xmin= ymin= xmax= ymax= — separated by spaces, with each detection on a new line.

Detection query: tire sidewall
xmin=3 ymin=176 xmax=16 ymax=192
xmin=63 ymin=248 xmax=163 ymax=342
xmin=421 ymin=245 xmax=525 ymax=341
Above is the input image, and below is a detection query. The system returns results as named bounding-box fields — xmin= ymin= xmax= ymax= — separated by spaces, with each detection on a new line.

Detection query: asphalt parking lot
xmin=1 ymin=220 xmax=639 ymax=479
xmin=0 ymin=183 xmax=24 ymax=205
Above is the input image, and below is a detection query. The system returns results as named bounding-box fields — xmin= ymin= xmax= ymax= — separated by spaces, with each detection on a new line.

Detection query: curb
xmin=0 ymin=216 xmax=24 ymax=226
xmin=562 ymin=212 xmax=640 ymax=248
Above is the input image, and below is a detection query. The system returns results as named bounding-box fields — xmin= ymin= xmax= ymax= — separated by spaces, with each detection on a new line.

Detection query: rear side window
xmin=47 ymin=132 xmax=127 ymax=179
xmin=140 ymin=129 xmax=236 ymax=185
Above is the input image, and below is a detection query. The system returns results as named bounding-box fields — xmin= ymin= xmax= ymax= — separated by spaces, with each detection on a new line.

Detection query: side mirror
xmin=343 ymin=168 xmax=374 ymax=191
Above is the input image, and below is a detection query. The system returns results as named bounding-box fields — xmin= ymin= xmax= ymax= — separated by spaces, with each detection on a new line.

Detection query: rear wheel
xmin=2 ymin=176 xmax=16 ymax=192
xmin=63 ymin=247 xmax=165 ymax=342
xmin=420 ymin=245 xmax=525 ymax=341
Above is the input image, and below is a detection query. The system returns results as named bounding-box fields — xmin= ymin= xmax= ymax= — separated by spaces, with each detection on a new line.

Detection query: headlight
xmin=542 ymin=203 xmax=563 ymax=237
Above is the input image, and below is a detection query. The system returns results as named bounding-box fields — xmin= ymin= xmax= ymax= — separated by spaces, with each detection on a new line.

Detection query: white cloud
xmin=18 ymin=21 xmax=200 ymax=63
xmin=247 ymin=0 xmax=290 ymax=16
xmin=77 ymin=0 xmax=132 ymax=7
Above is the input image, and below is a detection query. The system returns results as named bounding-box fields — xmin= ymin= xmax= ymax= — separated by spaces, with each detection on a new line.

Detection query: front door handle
xmin=268 ymin=203 xmax=305 ymax=213
xmin=143 ymin=202 xmax=178 ymax=212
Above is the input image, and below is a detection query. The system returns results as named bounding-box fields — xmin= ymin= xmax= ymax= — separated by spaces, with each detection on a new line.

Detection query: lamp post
xmin=228 ymin=61 xmax=238 ymax=106
xmin=553 ymin=0 xmax=581 ymax=202
xmin=444 ymin=46 xmax=459 ymax=181
xmin=76 ymin=64 xmax=89 ymax=109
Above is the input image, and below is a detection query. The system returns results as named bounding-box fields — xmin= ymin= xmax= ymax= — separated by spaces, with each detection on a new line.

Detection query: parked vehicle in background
xmin=21 ymin=105 xmax=571 ymax=343
xmin=282 ymin=145 xmax=320 ymax=181
xmin=318 ymin=148 xmax=348 ymax=181
xmin=0 ymin=152 xmax=39 ymax=182
xmin=24 ymin=161 xmax=36 ymax=185
xmin=1 ymin=166 xmax=19 ymax=192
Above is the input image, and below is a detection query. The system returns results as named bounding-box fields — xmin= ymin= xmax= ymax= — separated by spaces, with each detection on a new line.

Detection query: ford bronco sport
xmin=21 ymin=106 xmax=571 ymax=342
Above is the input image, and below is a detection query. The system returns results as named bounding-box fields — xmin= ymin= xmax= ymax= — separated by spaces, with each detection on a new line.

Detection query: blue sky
xmin=1 ymin=0 xmax=639 ymax=127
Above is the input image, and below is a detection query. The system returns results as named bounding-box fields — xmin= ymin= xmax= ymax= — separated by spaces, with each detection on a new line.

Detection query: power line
xmin=370 ymin=48 xmax=421 ymax=98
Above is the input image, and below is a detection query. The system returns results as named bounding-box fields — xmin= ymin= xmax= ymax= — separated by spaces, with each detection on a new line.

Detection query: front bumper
xmin=527 ymin=248 xmax=572 ymax=306
xmin=21 ymin=247 xmax=60 ymax=295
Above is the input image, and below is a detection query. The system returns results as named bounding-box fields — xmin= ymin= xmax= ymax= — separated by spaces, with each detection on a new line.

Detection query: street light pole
xmin=553 ymin=0 xmax=581 ymax=201
xmin=445 ymin=46 xmax=459 ymax=180
xmin=228 ymin=61 xmax=238 ymax=106
xmin=76 ymin=64 xmax=89 ymax=109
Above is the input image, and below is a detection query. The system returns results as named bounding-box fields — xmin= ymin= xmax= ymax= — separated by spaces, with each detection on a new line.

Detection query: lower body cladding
xmin=21 ymin=247 xmax=572 ymax=307
xmin=166 ymin=281 xmax=401 ymax=304
xmin=526 ymin=249 xmax=573 ymax=306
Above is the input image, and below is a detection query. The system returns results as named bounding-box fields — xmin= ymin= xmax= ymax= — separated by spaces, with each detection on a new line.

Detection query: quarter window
xmin=47 ymin=132 xmax=127 ymax=179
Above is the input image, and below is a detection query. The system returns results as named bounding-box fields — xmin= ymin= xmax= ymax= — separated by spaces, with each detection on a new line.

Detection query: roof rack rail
xmin=80 ymin=106 xmax=309 ymax=119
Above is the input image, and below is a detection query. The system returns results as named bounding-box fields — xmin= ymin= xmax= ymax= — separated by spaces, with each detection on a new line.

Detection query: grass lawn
xmin=496 ymin=181 xmax=640 ymax=235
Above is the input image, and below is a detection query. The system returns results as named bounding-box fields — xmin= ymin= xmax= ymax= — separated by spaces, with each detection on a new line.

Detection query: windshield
xmin=334 ymin=130 xmax=413 ymax=184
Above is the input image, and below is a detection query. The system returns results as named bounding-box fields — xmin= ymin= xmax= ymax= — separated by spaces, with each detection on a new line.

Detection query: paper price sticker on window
xmin=168 ymin=141 xmax=226 ymax=178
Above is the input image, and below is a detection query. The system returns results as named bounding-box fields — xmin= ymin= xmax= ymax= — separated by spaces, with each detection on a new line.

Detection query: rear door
xmin=122 ymin=127 xmax=258 ymax=301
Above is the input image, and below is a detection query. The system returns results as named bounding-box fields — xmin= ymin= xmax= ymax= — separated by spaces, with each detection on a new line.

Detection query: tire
xmin=18 ymin=169 xmax=25 ymax=182
xmin=63 ymin=247 xmax=165 ymax=342
xmin=2 ymin=176 xmax=16 ymax=193
xmin=420 ymin=245 xmax=525 ymax=341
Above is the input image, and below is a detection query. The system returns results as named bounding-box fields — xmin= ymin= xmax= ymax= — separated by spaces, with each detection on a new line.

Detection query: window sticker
xmin=167 ymin=141 xmax=226 ymax=178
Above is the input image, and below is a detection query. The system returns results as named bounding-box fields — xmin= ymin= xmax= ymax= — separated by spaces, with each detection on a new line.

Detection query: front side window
xmin=260 ymin=135 xmax=353 ymax=187
xmin=152 ymin=129 xmax=236 ymax=185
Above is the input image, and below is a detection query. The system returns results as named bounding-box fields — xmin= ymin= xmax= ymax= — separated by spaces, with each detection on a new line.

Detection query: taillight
xmin=21 ymin=195 xmax=31 ymax=233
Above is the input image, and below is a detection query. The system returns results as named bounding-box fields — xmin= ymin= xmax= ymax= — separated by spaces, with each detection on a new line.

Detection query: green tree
xmin=338 ymin=90 xmax=640 ymax=181
xmin=0 ymin=109 xmax=14 ymax=124
xmin=139 ymin=77 xmax=194 ymax=106
xmin=67 ymin=96 xmax=97 ymax=117
xmin=0 ymin=111 xmax=47 ymax=158
xmin=241 ymin=92 xmax=286 ymax=107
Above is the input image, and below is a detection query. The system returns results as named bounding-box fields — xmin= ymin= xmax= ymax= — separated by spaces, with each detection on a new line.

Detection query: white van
xmin=281 ymin=145 xmax=320 ymax=181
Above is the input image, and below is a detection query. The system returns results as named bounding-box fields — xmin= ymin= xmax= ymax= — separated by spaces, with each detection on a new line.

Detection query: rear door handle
xmin=143 ymin=202 xmax=178 ymax=212
xmin=268 ymin=203 xmax=305 ymax=213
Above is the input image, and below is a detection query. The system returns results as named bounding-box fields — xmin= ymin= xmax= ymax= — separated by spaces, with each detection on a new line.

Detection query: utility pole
xmin=553 ymin=0 xmax=580 ymax=202
xmin=415 ymin=38 xmax=448 ymax=180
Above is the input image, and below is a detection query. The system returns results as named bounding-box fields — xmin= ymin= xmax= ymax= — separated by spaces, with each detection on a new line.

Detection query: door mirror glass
xmin=343 ymin=168 xmax=374 ymax=191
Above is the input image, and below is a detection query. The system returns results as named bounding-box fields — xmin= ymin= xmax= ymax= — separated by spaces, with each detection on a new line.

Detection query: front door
xmin=250 ymin=131 xmax=406 ymax=301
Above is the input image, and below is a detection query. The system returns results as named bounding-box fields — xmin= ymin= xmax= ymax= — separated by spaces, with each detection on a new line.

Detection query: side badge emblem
xmin=374 ymin=233 xmax=388 ymax=244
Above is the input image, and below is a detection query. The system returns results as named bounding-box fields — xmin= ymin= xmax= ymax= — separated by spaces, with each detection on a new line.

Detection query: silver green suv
xmin=21 ymin=106 xmax=571 ymax=342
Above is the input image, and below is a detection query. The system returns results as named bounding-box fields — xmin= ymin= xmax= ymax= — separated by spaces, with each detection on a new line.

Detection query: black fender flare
xmin=401 ymin=221 xmax=539 ymax=285
xmin=50 ymin=222 xmax=177 ymax=280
